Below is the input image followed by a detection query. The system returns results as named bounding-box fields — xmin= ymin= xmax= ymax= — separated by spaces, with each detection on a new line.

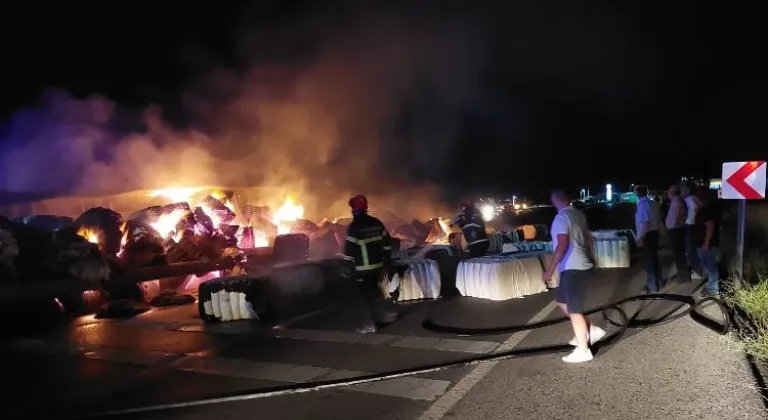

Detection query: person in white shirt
xmin=665 ymin=185 xmax=690 ymax=282
xmin=543 ymin=190 xmax=605 ymax=364
xmin=634 ymin=185 xmax=663 ymax=292
xmin=681 ymin=183 xmax=703 ymax=279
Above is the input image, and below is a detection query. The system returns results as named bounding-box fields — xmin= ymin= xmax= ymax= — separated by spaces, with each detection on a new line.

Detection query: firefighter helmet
xmin=349 ymin=195 xmax=369 ymax=211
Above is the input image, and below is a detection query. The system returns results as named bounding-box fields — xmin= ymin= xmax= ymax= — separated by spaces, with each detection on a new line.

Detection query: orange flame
xmin=148 ymin=187 xmax=201 ymax=204
xmin=253 ymin=231 xmax=269 ymax=247
xmin=438 ymin=217 xmax=452 ymax=236
xmin=116 ymin=222 xmax=128 ymax=258
xmin=76 ymin=226 xmax=101 ymax=245
xmin=272 ymin=196 xmax=304 ymax=235
xmin=150 ymin=208 xmax=187 ymax=241
xmin=210 ymin=189 xmax=236 ymax=213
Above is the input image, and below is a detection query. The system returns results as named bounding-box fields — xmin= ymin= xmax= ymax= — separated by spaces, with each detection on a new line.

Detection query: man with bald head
xmin=543 ymin=189 xmax=605 ymax=363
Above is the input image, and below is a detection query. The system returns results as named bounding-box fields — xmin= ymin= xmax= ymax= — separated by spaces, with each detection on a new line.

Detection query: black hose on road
xmin=74 ymin=293 xmax=730 ymax=419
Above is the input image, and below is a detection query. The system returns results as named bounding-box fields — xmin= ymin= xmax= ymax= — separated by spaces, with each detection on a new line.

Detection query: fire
xmin=210 ymin=189 xmax=236 ymax=213
xmin=76 ymin=226 xmax=101 ymax=245
xmin=253 ymin=231 xmax=269 ymax=247
xmin=149 ymin=187 xmax=201 ymax=204
xmin=117 ymin=222 xmax=128 ymax=258
xmin=427 ymin=217 xmax=454 ymax=245
xmin=136 ymin=187 xmax=304 ymax=249
xmin=150 ymin=208 xmax=188 ymax=241
xmin=438 ymin=217 xmax=452 ymax=237
xmin=272 ymin=196 xmax=304 ymax=235
xmin=197 ymin=203 xmax=223 ymax=227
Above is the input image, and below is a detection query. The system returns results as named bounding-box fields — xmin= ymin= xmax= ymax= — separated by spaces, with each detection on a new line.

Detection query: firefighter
xmin=341 ymin=195 xmax=395 ymax=333
xmin=452 ymin=202 xmax=489 ymax=258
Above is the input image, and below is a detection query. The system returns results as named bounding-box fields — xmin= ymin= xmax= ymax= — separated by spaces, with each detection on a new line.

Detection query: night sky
xmin=1 ymin=1 xmax=765 ymax=203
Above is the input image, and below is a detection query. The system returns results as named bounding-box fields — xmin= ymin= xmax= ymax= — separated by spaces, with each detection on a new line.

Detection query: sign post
xmin=721 ymin=161 xmax=767 ymax=280
xmin=735 ymin=199 xmax=746 ymax=280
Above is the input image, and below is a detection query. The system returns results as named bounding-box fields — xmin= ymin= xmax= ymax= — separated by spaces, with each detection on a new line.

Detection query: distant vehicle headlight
xmin=481 ymin=204 xmax=494 ymax=221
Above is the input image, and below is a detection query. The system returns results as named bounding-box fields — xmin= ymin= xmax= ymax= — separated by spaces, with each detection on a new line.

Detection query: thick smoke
xmin=0 ymin=10 xmax=484 ymax=220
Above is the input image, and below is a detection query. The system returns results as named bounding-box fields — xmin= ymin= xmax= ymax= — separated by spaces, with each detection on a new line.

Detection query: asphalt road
xmin=1 ymin=256 xmax=764 ymax=420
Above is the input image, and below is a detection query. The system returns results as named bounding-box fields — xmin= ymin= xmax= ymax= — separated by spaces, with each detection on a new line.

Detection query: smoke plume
xmin=0 ymin=7 xmax=485 ymax=220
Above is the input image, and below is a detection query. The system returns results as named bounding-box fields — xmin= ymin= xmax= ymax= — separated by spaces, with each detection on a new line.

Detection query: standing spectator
xmin=634 ymin=185 xmax=663 ymax=292
xmin=666 ymin=185 xmax=690 ymax=282
xmin=692 ymin=187 xmax=721 ymax=297
xmin=681 ymin=183 xmax=704 ymax=279
xmin=543 ymin=190 xmax=605 ymax=363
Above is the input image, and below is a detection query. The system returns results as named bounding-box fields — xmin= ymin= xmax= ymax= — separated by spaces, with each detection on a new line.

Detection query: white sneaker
xmin=562 ymin=348 xmax=593 ymax=363
xmin=691 ymin=272 xmax=703 ymax=280
xmin=568 ymin=325 xmax=606 ymax=346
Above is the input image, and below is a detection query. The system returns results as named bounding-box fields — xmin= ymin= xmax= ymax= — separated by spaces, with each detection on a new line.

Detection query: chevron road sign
xmin=721 ymin=161 xmax=767 ymax=280
xmin=721 ymin=161 xmax=766 ymax=200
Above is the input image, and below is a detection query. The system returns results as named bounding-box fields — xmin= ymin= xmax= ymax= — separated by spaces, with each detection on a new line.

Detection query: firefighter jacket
xmin=342 ymin=213 xmax=392 ymax=272
xmin=452 ymin=208 xmax=489 ymax=246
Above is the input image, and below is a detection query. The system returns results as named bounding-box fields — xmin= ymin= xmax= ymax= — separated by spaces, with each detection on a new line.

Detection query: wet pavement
xmin=1 ymin=253 xmax=765 ymax=420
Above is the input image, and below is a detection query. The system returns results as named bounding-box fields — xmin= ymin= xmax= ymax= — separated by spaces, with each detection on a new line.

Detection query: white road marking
xmin=416 ymin=300 xmax=560 ymax=420
xmin=174 ymin=355 xmax=451 ymax=401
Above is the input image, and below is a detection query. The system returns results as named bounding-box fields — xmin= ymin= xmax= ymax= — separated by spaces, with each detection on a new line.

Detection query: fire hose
xmin=73 ymin=292 xmax=729 ymax=419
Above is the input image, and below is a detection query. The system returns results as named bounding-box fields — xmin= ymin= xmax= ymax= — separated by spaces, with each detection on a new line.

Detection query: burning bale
xmin=410 ymin=219 xmax=431 ymax=245
xmin=199 ymin=195 xmax=236 ymax=226
xmin=119 ymin=220 xmax=165 ymax=267
xmin=249 ymin=216 xmax=278 ymax=239
xmin=236 ymin=226 xmax=258 ymax=249
xmin=58 ymin=238 xmax=111 ymax=288
xmin=75 ymin=207 xmax=123 ymax=256
xmin=290 ymin=219 xmax=318 ymax=236
xmin=128 ymin=206 xmax=162 ymax=224
xmin=166 ymin=236 xmax=210 ymax=264
xmin=192 ymin=207 xmax=215 ymax=236
xmin=424 ymin=218 xmax=447 ymax=243
xmin=242 ymin=205 xmax=272 ymax=222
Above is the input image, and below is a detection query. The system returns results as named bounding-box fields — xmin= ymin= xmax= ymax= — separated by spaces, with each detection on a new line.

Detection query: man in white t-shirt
xmin=681 ymin=183 xmax=703 ymax=279
xmin=543 ymin=190 xmax=606 ymax=363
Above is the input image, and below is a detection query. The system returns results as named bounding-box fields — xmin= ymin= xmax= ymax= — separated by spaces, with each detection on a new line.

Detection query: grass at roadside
xmin=725 ymin=257 xmax=768 ymax=361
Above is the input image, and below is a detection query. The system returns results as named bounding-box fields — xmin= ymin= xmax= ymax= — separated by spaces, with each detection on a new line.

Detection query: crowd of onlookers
xmin=543 ymin=183 xmax=722 ymax=364
xmin=634 ymin=183 xmax=720 ymax=297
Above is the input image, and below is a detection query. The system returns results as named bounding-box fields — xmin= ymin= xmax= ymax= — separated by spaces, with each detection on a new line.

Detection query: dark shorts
xmin=555 ymin=269 xmax=592 ymax=314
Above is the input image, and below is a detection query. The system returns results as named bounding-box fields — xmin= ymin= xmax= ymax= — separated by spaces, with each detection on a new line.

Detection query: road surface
xmin=1 ymin=258 xmax=764 ymax=420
